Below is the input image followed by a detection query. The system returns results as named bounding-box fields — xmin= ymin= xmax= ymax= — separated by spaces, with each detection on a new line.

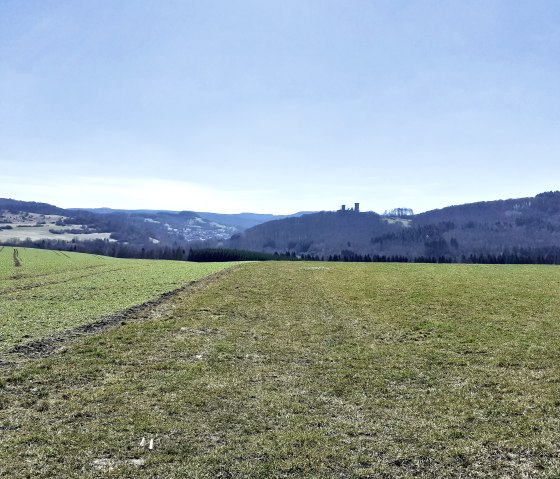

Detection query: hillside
xmin=387 ymin=191 xmax=560 ymax=259
xmin=228 ymin=191 xmax=560 ymax=261
xmin=82 ymin=208 xmax=314 ymax=231
xmin=229 ymin=210 xmax=401 ymax=257
xmin=0 ymin=199 xmax=297 ymax=254
xmin=6 ymin=192 xmax=560 ymax=263
xmin=84 ymin=208 xmax=299 ymax=231
xmin=0 ymin=199 xmax=233 ymax=246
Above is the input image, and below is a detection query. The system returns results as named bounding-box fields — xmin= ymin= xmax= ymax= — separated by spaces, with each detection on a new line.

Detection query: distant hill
xmin=228 ymin=192 xmax=560 ymax=261
xmin=195 ymin=212 xmax=311 ymax=230
xmin=6 ymin=192 xmax=560 ymax=263
xmin=81 ymin=207 xmax=310 ymax=231
xmin=229 ymin=210 xmax=400 ymax=256
xmin=0 ymin=200 xmax=234 ymax=248
xmin=0 ymin=198 xmax=68 ymax=216
xmin=0 ymin=199 xmax=309 ymax=253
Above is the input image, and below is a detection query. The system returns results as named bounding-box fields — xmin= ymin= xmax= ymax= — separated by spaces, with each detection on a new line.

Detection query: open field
xmin=2 ymin=260 xmax=560 ymax=477
xmin=0 ymin=247 xmax=234 ymax=354
xmin=0 ymin=224 xmax=115 ymax=242
xmin=0 ymin=210 xmax=115 ymax=242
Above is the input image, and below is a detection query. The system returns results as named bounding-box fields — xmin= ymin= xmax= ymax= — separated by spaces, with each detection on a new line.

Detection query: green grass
xmin=2 ymin=261 xmax=560 ymax=477
xmin=0 ymin=247 xmax=234 ymax=352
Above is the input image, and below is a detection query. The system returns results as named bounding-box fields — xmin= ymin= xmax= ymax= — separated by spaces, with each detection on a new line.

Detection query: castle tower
xmin=354 ymin=203 xmax=360 ymax=213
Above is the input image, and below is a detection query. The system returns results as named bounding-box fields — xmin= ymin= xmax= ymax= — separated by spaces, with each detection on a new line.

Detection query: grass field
xmin=0 ymin=247 xmax=234 ymax=354
xmin=2 ymin=259 xmax=560 ymax=477
xmin=0 ymin=224 xmax=114 ymax=242
xmin=0 ymin=211 xmax=115 ymax=242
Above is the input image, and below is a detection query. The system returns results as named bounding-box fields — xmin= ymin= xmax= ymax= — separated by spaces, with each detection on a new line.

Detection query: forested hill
xmin=0 ymin=198 xmax=67 ymax=216
xmin=6 ymin=192 xmax=560 ymax=263
xmin=83 ymin=208 xmax=307 ymax=231
xmin=0 ymin=198 xmax=311 ymax=257
xmin=228 ymin=191 xmax=560 ymax=261
xmin=0 ymin=198 xmax=280 ymax=251
xmin=229 ymin=211 xmax=402 ymax=256
xmin=413 ymin=196 xmax=534 ymax=225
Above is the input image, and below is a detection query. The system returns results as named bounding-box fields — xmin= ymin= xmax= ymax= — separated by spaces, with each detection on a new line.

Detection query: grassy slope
xmin=0 ymin=225 xmax=114 ymax=241
xmin=1 ymin=262 xmax=560 ymax=477
xmin=0 ymin=247 xmax=233 ymax=352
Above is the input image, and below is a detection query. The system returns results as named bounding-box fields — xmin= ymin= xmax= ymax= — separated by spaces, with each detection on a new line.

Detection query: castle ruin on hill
xmin=338 ymin=202 xmax=360 ymax=213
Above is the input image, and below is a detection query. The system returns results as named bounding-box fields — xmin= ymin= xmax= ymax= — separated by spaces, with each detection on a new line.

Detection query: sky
xmin=1 ymin=1 xmax=560 ymax=214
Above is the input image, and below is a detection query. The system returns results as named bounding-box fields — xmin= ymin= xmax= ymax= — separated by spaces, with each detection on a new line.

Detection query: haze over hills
xmin=4 ymin=192 xmax=560 ymax=263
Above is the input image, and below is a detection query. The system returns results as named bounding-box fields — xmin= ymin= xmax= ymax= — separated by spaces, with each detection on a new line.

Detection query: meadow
xmin=1 ymin=254 xmax=560 ymax=477
xmin=0 ymin=247 xmax=233 ymax=354
xmin=0 ymin=224 xmax=114 ymax=242
xmin=0 ymin=211 xmax=114 ymax=242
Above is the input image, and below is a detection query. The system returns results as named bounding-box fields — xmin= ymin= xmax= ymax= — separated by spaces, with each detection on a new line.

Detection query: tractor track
xmin=0 ymin=265 xmax=137 ymax=295
xmin=0 ymin=266 xmax=237 ymax=367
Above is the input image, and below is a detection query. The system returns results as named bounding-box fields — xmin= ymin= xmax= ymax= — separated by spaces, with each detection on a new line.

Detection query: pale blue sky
xmin=1 ymin=1 xmax=559 ymax=213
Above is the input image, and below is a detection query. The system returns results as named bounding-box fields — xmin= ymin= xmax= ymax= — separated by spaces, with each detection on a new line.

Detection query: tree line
xmin=5 ymin=237 xmax=560 ymax=265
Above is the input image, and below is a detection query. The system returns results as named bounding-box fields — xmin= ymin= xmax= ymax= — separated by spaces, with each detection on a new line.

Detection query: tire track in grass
xmin=1 ymin=261 xmax=105 ymax=281
xmin=0 ymin=265 xmax=137 ymax=295
xmin=0 ymin=266 xmax=238 ymax=367
xmin=0 ymin=261 xmax=108 ymax=282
